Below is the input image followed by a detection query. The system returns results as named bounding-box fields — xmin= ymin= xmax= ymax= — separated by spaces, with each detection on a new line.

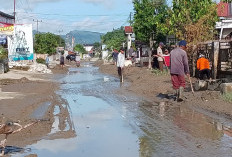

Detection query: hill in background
xmin=64 ymin=30 xmax=103 ymax=46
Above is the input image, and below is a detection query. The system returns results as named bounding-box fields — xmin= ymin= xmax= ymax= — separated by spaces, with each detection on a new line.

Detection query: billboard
xmin=0 ymin=25 xmax=14 ymax=35
xmin=8 ymin=24 xmax=33 ymax=61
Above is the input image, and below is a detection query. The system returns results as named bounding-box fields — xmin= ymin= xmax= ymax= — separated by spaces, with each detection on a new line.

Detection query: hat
xmin=179 ymin=40 xmax=187 ymax=46
xmin=159 ymin=42 xmax=164 ymax=46
xmin=199 ymin=54 xmax=205 ymax=58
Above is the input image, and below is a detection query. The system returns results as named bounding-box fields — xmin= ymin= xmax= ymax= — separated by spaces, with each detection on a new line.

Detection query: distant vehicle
xmin=66 ymin=54 xmax=76 ymax=61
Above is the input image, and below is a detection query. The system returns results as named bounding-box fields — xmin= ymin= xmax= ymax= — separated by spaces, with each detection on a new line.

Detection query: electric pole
xmin=33 ymin=19 xmax=42 ymax=34
xmin=14 ymin=0 xmax=16 ymax=23
xmin=129 ymin=12 xmax=132 ymax=26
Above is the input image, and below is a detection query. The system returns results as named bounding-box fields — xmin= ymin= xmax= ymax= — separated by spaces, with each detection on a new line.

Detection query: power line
xmin=17 ymin=11 xmax=129 ymax=17
xmin=33 ymin=19 xmax=42 ymax=34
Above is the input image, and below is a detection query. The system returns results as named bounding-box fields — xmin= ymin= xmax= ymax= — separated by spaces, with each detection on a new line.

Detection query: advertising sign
xmin=0 ymin=35 xmax=7 ymax=46
xmin=0 ymin=25 xmax=14 ymax=35
xmin=8 ymin=24 xmax=33 ymax=61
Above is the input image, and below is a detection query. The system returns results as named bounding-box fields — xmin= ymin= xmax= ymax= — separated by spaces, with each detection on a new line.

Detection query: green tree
xmin=74 ymin=44 xmax=86 ymax=54
xmin=101 ymin=27 xmax=126 ymax=50
xmin=133 ymin=0 xmax=168 ymax=43
xmin=0 ymin=46 xmax=7 ymax=59
xmin=93 ymin=42 xmax=101 ymax=53
xmin=168 ymin=0 xmax=218 ymax=48
xmin=34 ymin=33 xmax=65 ymax=55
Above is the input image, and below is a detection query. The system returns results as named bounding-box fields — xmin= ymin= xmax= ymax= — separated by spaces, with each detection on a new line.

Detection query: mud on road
xmin=97 ymin=60 xmax=232 ymax=117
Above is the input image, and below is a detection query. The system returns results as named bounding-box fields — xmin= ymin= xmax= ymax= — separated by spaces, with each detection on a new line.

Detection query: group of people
xmin=155 ymin=40 xmax=211 ymax=101
xmin=113 ymin=40 xmax=211 ymax=102
xmin=153 ymin=42 xmax=170 ymax=71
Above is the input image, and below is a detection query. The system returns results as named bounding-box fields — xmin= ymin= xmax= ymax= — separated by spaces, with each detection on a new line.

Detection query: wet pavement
xmin=12 ymin=62 xmax=232 ymax=157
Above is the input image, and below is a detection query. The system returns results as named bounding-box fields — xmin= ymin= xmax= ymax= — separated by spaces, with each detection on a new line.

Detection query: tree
xmin=133 ymin=0 xmax=168 ymax=43
xmin=101 ymin=27 xmax=126 ymax=50
xmin=168 ymin=0 xmax=218 ymax=49
xmin=0 ymin=46 xmax=7 ymax=59
xmin=93 ymin=42 xmax=101 ymax=53
xmin=34 ymin=33 xmax=65 ymax=55
xmin=74 ymin=44 xmax=86 ymax=54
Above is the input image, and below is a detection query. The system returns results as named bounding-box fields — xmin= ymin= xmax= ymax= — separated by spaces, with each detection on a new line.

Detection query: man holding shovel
xmin=170 ymin=40 xmax=190 ymax=102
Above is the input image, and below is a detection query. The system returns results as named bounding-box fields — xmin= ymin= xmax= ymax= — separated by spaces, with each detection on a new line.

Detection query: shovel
xmin=188 ymin=75 xmax=195 ymax=96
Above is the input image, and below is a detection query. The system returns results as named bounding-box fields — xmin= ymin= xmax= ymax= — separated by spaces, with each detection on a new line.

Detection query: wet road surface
xmin=12 ymin=62 xmax=232 ymax=157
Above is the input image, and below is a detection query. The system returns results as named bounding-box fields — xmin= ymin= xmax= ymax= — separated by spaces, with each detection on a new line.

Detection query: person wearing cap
xmin=117 ymin=48 xmax=125 ymax=82
xmin=170 ymin=40 xmax=190 ymax=102
xmin=157 ymin=42 xmax=164 ymax=71
xmin=197 ymin=54 xmax=210 ymax=80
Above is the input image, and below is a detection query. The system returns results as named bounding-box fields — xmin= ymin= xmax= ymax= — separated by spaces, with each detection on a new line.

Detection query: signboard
xmin=0 ymin=25 xmax=14 ymax=35
xmin=8 ymin=24 xmax=33 ymax=61
xmin=0 ymin=35 xmax=7 ymax=45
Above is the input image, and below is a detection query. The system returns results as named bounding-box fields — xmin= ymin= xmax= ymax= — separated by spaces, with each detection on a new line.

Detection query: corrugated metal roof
xmin=0 ymin=11 xmax=15 ymax=19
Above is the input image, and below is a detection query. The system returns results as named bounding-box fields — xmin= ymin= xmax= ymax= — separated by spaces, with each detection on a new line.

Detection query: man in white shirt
xmin=157 ymin=42 xmax=164 ymax=71
xmin=117 ymin=48 xmax=125 ymax=82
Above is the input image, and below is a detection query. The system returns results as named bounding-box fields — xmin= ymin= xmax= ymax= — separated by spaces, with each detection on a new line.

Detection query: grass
xmin=151 ymin=68 xmax=170 ymax=76
xmin=222 ymin=92 xmax=232 ymax=103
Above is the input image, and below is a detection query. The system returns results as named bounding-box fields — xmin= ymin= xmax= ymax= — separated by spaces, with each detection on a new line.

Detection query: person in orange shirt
xmin=197 ymin=54 xmax=211 ymax=80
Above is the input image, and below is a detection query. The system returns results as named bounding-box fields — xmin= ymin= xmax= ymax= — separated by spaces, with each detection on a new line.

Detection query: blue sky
xmin=0 ymin=0 xmax=134 ymax=34
xmin=1 ymin=0 xmax=220 ymax=35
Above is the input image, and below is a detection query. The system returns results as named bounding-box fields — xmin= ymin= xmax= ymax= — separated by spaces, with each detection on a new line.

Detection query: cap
xmin=179 ymin=40 xmax=187 ymax=47
xmin=199 ymin=54 xmax=205 ymax=58
xmin=159 ymin=42 xmax=164 ymax=46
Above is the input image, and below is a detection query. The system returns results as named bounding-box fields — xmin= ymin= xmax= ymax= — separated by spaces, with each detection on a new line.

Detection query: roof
xmin=125 ymin=26 xmax=133 ymax=34
xmin=0 ymin=11 xmax=15 ymax=19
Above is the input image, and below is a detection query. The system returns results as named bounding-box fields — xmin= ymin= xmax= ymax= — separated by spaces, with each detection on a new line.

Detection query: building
xmin=0 ymin=11 xmax=15 ymax=26
xmin=216 ymin=2 xmax=232 ymax=40
xmin=83 ymin=44 xmax=94 ymax=52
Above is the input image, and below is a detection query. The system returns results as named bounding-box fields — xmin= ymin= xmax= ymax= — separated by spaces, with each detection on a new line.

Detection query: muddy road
xmin=13 ymin=62 xmax=232 ymax=157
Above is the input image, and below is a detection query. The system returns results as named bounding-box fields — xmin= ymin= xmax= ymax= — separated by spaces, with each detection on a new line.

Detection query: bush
xmin=36 ymin=58 xmax=46 ymax=64
xmin=0 ymin=46 xmax=8 ymax=59
xmin=222 ymin=92 xmax=232 ymax=103
xmin=151 ymin=69 xmax=169 ymax=76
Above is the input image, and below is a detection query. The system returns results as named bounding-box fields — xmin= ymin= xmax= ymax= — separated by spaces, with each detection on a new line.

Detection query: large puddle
xmin=12 ymin=62 xmax=232 ymax=157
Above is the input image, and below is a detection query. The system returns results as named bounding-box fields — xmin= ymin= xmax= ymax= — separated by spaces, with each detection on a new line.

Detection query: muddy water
xmin=13 ymin=63 xmax=232 ymax=157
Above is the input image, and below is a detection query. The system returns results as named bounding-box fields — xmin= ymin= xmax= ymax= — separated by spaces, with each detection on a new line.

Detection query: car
xmin=66 ymin=54 xmax=76 ymax=61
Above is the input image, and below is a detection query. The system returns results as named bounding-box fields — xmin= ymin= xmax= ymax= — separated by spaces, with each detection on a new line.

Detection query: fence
xmin=195 ymin=41 xmax=232 ymax=79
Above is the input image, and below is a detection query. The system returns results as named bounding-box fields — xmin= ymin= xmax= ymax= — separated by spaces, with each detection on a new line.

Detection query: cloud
xmin=80 ymin=0 xmax=115 ymax=9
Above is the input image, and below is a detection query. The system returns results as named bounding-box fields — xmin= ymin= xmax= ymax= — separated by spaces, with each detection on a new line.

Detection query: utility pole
xmin=129 ymin=12 xmax=132 ymax=26
xmin=14 ymin=0 xmax=16 ymax=23
xmin=33 ymin=19 xmax=42 ymax=34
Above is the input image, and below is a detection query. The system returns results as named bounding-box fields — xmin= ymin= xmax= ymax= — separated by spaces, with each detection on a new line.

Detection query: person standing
xmin=197 ymin=54 xmax=211 ymax=80
xmin=157 ymin=42 xmax=164 ymax=71
xmin=170 ymin=40 xmax=190 ymax=102
xmin=112 ymin=49 xmax=119 ymax=65
xmin=60 ymin=53 xmax=65 ymax=69
xmin=117 ymin=48 xmax=125 ymax=82
xmin=128 ymin=46 xmax=134 ymax=59
xmin=163 ymin=49 xmax=170 ymax=70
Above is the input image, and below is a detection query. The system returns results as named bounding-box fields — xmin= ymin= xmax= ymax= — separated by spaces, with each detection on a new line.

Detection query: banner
xmin=8 ymin=24 xmax=34 ymax=61
xmin=0 ymin=35 xmax=7 ymax=46
xmin=0 ymin=25 xmax=14 ymax=35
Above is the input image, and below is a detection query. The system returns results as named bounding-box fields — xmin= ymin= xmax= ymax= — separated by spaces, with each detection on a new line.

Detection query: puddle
xmin=13 ymin=63 xmax=232 ymax=157
xmin=31 ymin=102 xmax=51 ymax=119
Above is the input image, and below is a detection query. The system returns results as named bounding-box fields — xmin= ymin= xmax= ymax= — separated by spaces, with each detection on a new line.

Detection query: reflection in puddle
xmin=137 ymin=100 xmax=232 ymax=156
xmin=31 ymin=102 xmax=51 ymax=119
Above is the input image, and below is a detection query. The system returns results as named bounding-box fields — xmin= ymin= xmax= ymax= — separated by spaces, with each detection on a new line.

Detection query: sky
xmin=0 ymin=0 xmax=134 ymax=35
xmin=0 ymin=0 xmax=220 ymax=35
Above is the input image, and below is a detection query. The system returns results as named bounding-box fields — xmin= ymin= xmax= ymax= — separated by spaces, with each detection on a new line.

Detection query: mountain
xmin=64 ymin=30 xmax=104 ymax=46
